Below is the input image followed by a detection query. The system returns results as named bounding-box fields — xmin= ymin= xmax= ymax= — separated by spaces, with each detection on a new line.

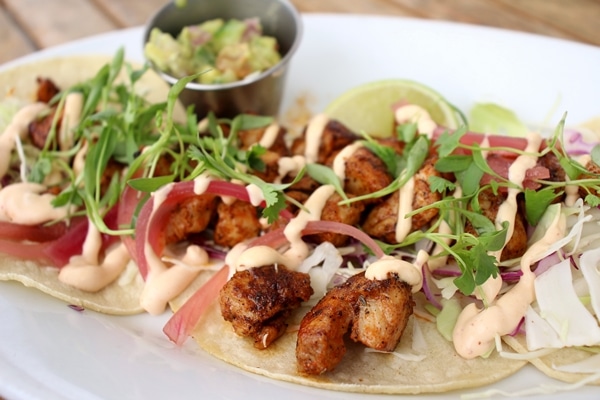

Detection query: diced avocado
xmin=249 ymin=36 xmax=281 ymax=72
xmin=145 ymin=18 xmax=282 ymax=84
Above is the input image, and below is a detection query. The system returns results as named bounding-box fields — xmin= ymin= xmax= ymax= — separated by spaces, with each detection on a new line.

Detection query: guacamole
xmin=145 ymin=18 xmax=282 ymax=84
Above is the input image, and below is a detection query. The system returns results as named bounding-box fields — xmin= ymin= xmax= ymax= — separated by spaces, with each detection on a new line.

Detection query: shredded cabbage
xmin=297 ymin=242 xmax=343 ymax=302
xmin=529 ymin=259 xmax=600 ymax=348
xmin=579 ymin=248 xmax=600 ymax=319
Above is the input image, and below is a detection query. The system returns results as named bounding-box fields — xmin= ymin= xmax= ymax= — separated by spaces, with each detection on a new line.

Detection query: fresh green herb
xmin=340 ymin=134 xmax=430 ymax=204
xmin=26 ymin=49 xmax=205 ymax=236
xmin=396 ymin=122 xmax=418 ymax=143
xmin=428 ymin=175 xmax=456 ymax=193
xmin=187 ymin=113 xmax=304 ymax=223
xmin=524 ymin=187 xmax=560 ymax=226
xmin=306 ymin=163 xmax=348 ymax=200
xmin=361 ymin=137 xmax=404 ymax=177
xmin=435 ymin=125 xmax=467 ymax=158
xmin=128 ymin=175 xmax=176 ymax=192
xmin=585 ymin=194 xmax=600 ymax=207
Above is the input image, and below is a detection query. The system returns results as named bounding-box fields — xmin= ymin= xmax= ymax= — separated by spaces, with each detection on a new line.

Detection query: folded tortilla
xmin=171 ymin=279 xmax=526 ymax=394
xmin=503 ymin=334 xmax=600 ymax=386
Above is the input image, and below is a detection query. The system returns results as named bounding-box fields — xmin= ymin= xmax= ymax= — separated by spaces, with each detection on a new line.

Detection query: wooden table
xmin=0 ymin=0 xmax=599 ymax=66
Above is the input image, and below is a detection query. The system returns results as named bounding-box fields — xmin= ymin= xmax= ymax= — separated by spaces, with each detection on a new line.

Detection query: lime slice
xmin=579 ymin=116 xmax=600 ymax=142
xmin=324 ymin=79 xmax=460 ymax=137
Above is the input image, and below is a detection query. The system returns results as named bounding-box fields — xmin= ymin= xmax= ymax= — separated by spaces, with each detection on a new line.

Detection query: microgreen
xmin=340 ymin=134 xmax=430 ymax=205
xmin=187 ymin=113 xmax=305 ymax=223
xmin=306 ymin=163 xmax=348 ymax=201
xmin=29 ymin=49 xmax=205 ymax=236
xmin=360 ymin=137 xmax=404 ymax=177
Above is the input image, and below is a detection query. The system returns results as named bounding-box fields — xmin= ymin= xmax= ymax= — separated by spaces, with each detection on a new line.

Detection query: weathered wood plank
xmin=291 ymin=0 xmax=600 ymax=46
xmin=290 ymin=0 xmax=418 ymax=16
xmin=0 ymin=8 xmax=36 ymax=65
xmin=3 ymin=0 xmax=117 ymax=48
xmin=92 ymin=0 xmax=168 ymax=27
xmin=382 ymin=0 xmax=590 ymax=44
xmin=0 ymin=0 xmax=598 ymax=67
xmin=493 ymin=0 xmax=600 ymax=46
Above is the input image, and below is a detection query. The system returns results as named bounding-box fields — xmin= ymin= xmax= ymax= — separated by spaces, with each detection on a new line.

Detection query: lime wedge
xmin=324 ymin=79 xmax=460 ymax=137
xmin=580 ymin=116 xmax=600 ymax=142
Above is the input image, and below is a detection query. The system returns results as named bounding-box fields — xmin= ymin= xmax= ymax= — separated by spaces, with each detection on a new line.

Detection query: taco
xmin=0 ymin=52 xmax=182 ymax=314
xmin=147 ymin=104 xmax=547 ymax=393
xmin=149 ymin=93 xmax=600 ymax=393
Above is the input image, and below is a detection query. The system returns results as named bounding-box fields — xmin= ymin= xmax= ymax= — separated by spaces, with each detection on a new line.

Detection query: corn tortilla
xmin=172 ymin=278 xmax=527 ymax=394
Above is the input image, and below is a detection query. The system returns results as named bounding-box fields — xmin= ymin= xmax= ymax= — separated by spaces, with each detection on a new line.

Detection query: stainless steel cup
xmin=143 ymin=0 xmax=302 ymax=118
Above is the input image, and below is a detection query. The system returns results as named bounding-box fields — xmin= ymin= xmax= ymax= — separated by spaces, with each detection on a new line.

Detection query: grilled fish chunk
xmin=362 ymin=155 xmax=443 ymax=243
xmin=296 ymin=271 xmax=413 ymax=375
xmin=306 ymin=192 xmax=365 ymax=247
xmin=220 ymin=265 xmax=313 ymax=349
xmin=35 ymin=77 xmax=60 ymax=103
xmin=291 ymin=119 xmax=360 ymax=164
xmin=162 ymin=194 xmax=218 ymax=246
xmin=214 ymin=199 xmax=262 ymax=248
xmin=343 ymin=146 xmax=392 ymax=201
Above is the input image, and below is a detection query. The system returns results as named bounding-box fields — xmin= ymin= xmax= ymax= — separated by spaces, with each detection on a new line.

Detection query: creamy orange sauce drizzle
xmin=394 ymin=104 xmax=437 ymax=138
xmin=0 ymin=103 xmax=49 ymax=179
xmin=453 ymin=187 xmax=566 ymax=359
xmin=304 ymin=113 xmax=329 ymax=163
xmin=0 ymin=182 xmax=75 ymax=224
xmin=332 ymin=141 xmax=363 ymax=180
xmin=276 ymin=155 xmax=305 ymax=183
xmin=141 ymin=183 xmax=205 ymax=314
xmin=282 ymin=184 xmax=336 ymax=269
xmin=480 ymin=132 xmax=542 ymax=303
xmin=395 ymin=176 xmax=415 ymax=243
xmin=366 ymin=250 xmax=427 ymax=291
xmin=193 ymin=172 xmax=212 ymax=194
xmin=58 ymin=92 xmax=84 ymax=150
xmin=72 ymin=140 xmax=89 ymax=179
xmin=245 ymin=183 xmax=264 ymax=206
xmin=235 ymin=245 xmax=288 ymax=271
xmin=258 ymin=122 xmax=280 ymax=149
xmin=162 ymin=243 xmax=210 ymax=269
xmin=55 ymin=213 xmax=131 ymax=291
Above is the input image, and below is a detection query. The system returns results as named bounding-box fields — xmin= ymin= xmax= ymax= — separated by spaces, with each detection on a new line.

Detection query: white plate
xmin=1 ymin=14 xmax=599 ymax=400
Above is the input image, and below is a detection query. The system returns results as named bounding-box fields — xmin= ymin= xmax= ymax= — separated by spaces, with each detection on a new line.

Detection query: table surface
xmin=0 ymin=0 xmax=599 ymax=66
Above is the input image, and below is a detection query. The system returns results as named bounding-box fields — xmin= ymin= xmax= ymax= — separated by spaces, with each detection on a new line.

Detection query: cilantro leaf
xmin=428 ymin=175 xmax=456 ymax=193
xmin=524 ymin=187 xmax=559 ymax=226
xmin=585 ymin=193 xmax=600 ymax=207
xmin=435 ymin=154 xmax=472 ymax=173
xmin=362 ymin=140 xmax=404 ymax=177
xmin=434 ymin=125 xmax=467 ymax=158
xmin=396 ymin=122 xmax=418 ymax=143
xmin=455 ymin=161 xmax=484 ymax=196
